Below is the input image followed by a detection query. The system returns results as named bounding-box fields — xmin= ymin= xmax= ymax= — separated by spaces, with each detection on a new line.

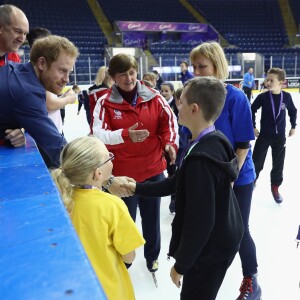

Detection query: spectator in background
xmin=153 ymin=70 xmax=163 ymax=90
xmin=143 ymin=72 xmax=158 ymax=90
xmin=73 ymin=84 xmax=83 ymax=115
xmin=160 ymin=82 xmax=177 ymax=214
xmin=0 ymin=35 xmax=79 ymax=168
xmin=92 ymin=53 xmax=178 ymax=275
xmin=180 ymin=61 xmax=194 ymax=84
xmin=189 ymin=41 xmax=261 ymax=300
xmin=89 ymin=66 xmax=114 ymax=131
xmin=242 ymin=67 xmax=255 ymax=102
xmin=0 ymin=4 xmax=29 ymax=147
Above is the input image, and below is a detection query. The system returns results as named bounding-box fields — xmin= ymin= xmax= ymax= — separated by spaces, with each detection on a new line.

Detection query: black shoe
xmin=271 ymin=185 xmax=283 ymax=203
xmin=146 ymin=260 xmax=159 ymax=273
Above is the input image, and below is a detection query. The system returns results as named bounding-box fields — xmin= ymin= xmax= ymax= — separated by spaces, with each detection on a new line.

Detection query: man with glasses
xmin=0 ymin=4 xmax=28 ymax=65
xmin=0 ymin=4 xmax=29 ymax=147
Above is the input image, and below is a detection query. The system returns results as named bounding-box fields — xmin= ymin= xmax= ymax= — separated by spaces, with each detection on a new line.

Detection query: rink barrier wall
xmin=76 ymin=77 xmax=300 ymax=95
xmin=0 ymin=134 xmax=107 ymax=300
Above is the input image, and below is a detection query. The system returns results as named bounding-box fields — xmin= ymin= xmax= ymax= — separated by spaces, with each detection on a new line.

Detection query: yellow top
xmin=72 ymin=188 xmax=145 ymax=300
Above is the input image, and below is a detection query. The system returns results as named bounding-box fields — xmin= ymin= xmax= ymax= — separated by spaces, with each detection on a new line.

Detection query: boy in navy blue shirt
xmin=251 ymin=68 xmax=297 ymax=203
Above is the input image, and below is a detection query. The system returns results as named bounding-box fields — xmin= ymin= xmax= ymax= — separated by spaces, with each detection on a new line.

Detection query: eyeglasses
xmin=4 ymin=26 xmax=28 ymax=38
xmin=93 ymin=152 xmax=114 ymax=180
xmin=98 ymin=152 xmax=114 ymax=167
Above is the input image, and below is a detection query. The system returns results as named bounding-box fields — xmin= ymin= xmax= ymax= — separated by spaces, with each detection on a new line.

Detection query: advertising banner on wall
xmin=117 ymin=21 xmax=209 ymax=32
xmin=123 ymin=32 xmax=146 ymax=48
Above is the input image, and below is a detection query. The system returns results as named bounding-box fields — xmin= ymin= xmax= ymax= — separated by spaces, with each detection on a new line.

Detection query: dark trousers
xmin=165 ymin=154 xmax=176 ymax=207
xmin=234 ymin=183 xmax=258 ymax=276
xmin=123 ymin=173 xmax=163 ymax=263
xmin=180 ymin=255 xmax=235 ymax=300
xmin=77 ymin=101 xmax=83 ymax=113
xmin=242 ymin=86 xmax=252 ymax=102
xmin=60 ymin=107 xmax=65 ymax=124
xmin=252 ymin=135 xmax=286 ymax=186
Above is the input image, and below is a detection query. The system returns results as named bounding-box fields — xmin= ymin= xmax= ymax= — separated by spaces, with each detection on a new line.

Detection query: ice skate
xmin=236 ymin=273 xmax=262 ymax=300
xmin=296 ymin=225 xmax=300 ymax=248
xmin=271 ymin=185 xmax=283 ymax=203
xmin=147 ymin=260 xmax=159 ymax=287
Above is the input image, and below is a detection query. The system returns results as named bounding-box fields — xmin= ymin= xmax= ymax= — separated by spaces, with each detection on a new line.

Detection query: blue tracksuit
xmin=0 ymin=62 xmax=66 ymax=167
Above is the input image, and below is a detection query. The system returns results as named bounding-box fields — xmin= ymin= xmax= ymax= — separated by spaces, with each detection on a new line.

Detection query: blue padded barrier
xmin=0 ymin=134 xmax=107 ymax=300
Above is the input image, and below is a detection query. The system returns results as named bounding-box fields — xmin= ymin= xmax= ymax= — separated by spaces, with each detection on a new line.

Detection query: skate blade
xmin=151 ymin=272 xmax=158 ymax=287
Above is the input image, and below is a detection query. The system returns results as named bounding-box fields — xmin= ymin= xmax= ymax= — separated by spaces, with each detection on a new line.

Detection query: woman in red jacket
xmin=93 ymin=53 xmax=178 ymax=273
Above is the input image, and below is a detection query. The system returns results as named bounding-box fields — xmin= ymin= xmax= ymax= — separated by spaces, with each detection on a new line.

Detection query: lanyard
xmin=0 ymin=54 xmax=7 ymax=66
xmin=131 ymin=93 xmax=138 ymax=107
xmin=179 ymin=125 xmax=215 ymax=167
xmin=269 ymin=91 xmax=283 ymax=134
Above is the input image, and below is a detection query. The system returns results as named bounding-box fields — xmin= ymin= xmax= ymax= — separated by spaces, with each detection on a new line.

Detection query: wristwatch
xmin=103 ymin=175 xmax=115 ymax=190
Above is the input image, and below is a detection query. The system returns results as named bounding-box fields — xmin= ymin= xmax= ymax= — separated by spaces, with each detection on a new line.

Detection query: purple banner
xmin=181 ymin=32 xmax=210 ymax=44
xmin=117 ymin=21 xmax=208 ymax=32
xmin=181 ymin=31 xmax=218 ymax=45
xmin=123 ymin=32 xmax=146 ymax=48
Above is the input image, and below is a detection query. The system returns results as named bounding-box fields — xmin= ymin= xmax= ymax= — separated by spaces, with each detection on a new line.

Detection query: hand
xmin=128 ymin=123 xmax=150 ymax=143
xmin=66 ymin=94 xmax=77 ymax=104
xmin=289 ymin=128 xmax=295 ymax=137
xmin=254 ymin=128 xmax=259 ymax=138
xmin=165 ymin=144 xmax=177 ymax=165
xmin=170 ymin=266 xmax=182 ymax=288
xmin=107 ymin=176 xmax=135 ymax=198
xmin=5 ymin=129 xmax=25 ymax=147
xmin=60 ymin=88 xmax=73 ymax=97
xmin=121 ymin=181 xmax=137 ymax=193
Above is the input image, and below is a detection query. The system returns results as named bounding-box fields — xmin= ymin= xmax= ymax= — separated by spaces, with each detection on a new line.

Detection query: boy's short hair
xmin=184 ymin=76 xmax=227 ymax=122
xmin=30 ymin=35 xmax=79 ymax=66
xmin=267 ymin=67 xmax=286 ymax=82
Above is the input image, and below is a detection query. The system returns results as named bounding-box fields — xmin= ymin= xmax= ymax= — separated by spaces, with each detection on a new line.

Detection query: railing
xmin=20 ymin=45 xmax=300 ymax=84
xmin=0 ymin=134 xmax=107 ymax=300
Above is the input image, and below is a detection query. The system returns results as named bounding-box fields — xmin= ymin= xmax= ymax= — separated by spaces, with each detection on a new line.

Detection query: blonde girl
xmin=51 ymin=136 xmax=145 ymax=300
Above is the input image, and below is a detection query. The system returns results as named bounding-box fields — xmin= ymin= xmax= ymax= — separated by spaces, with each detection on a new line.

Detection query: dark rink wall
xmin=0 ymin=135 xmax=107 ymax=300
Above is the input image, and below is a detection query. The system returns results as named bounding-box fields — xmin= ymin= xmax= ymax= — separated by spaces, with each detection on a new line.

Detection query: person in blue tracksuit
xmin=0 ymin=35 xmax=79 ymax=168
xmin=243 ymin=67 xmax=255 ymax=102
xmin=180 ymin=61 xmax=194 ymax=84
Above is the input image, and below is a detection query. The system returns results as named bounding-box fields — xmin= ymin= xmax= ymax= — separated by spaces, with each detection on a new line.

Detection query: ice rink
xmin=63 ymin=90 xmax=300 ymax=300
